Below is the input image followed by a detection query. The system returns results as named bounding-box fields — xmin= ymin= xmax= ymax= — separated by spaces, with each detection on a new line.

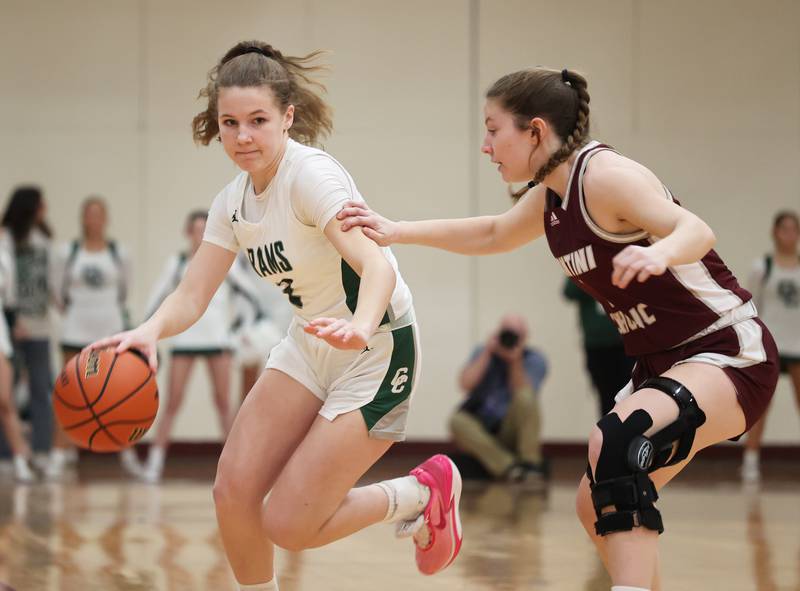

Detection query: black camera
xmin=498 ymin=329 xmax=519 ymax=349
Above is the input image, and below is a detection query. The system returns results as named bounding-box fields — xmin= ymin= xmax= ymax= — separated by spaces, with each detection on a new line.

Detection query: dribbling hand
xmin=304 ymin=318 xmax=369 ymax=350
xmin=337 ymin=200 xmax=399 ymax=246
xmin=611 ymin=245 xmax=668 ymax=289
xmin=87 ymin=324 xmax=160 ymax=371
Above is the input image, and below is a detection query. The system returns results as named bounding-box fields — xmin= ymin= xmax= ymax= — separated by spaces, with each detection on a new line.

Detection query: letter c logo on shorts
xmin=390 ymin=367 xmax=409 ymax=394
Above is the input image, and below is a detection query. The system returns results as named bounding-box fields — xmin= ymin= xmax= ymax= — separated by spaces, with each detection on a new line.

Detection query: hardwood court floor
xmin=0 ymin=455 xmax=797 ymax=590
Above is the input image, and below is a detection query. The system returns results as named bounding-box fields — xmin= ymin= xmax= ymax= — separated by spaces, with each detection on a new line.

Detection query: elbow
xmin=705 ymin=225 xmax=717 ymax=252
xmin=483 ymin=218 xmax=506 ymax=255
xmin=695 ymin=220 xmax=716 ymax=257
xmin=174 ymin=285 xmax=208 ymax=321
xmin=458 ymin=372 xmax=476 ymax=394
xmin=364 ymin=255 xmax=396 ymax=287
xmin=458 ymin=377 xmax=469 ymax=393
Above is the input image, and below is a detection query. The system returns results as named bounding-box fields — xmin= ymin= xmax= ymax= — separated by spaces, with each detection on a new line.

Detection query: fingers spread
xmin=337 ymin=205 xmax=369 ymax=219
xmin=318 ymin=319 xmax=346 ymax=337
xmin=618 ymin=265 xmax=638 ymax=289
xmin=362 ymin=227 xmax=382 ymax=243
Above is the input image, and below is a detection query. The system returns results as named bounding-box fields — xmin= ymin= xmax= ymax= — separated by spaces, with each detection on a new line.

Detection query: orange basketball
xmin=53 ymin=348 xmax=159 ymax=452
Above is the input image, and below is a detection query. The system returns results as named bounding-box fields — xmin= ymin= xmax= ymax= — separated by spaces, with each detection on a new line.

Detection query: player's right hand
xmin=337 ymin=200 xmax=399 ymax=246
xmin=87 ymin=324 xmax=160 ymax=372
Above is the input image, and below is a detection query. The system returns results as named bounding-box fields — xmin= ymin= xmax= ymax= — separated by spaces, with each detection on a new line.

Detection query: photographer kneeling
xmin=449 ymin=314 xmax=548 ymax=485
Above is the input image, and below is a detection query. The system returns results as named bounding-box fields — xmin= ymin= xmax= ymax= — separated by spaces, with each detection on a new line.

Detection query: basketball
xmin=53 ymin=347 xmax=159 ymax=452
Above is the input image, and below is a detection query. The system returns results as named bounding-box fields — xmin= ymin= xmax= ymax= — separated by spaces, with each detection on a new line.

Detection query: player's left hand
xmin=612 ymin=245 xmax=668 ymax=289
xmin=304 ymin=318 xmax=369 ymax=350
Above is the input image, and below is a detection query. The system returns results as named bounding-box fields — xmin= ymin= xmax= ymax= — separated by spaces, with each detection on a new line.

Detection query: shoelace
xmin=395 ymin=515 xmax=431 ymax=549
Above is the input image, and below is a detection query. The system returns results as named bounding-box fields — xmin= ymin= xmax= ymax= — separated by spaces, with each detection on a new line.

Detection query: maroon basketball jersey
xmin=544 ymin=141 xmax=753 ymax=356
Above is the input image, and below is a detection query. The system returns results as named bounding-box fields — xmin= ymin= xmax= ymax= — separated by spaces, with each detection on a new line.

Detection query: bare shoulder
xmin=583 ymin=150 xmax=665 ymax=201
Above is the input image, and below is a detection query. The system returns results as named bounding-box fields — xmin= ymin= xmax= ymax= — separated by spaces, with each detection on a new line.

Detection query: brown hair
xmin=192 ymin=41 xmax=333 ymax=146
xmin=185 ymin=209 xmax=209 ymax=231
xmin=2 ymin=185 xmax=52 ymax=244
xmin=487 ymin=68 xmax=590 ymax=196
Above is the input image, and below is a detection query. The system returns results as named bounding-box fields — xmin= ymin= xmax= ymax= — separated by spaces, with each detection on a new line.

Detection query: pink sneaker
xmin=409 ymin=454 xmax=463 ymax=575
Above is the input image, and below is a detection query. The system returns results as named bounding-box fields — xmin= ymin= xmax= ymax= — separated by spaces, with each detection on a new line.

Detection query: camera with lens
xmin=498 ymin=328 xmax=520 ymax=349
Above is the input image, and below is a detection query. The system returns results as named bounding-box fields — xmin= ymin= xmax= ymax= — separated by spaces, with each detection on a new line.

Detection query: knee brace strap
xmin=626 ymin=377 xmax=707 ymax=472
xmin=590 ymin=410 xmax=663 ymax=536
xmin=592 ymin=472 xmax=663 ymax=535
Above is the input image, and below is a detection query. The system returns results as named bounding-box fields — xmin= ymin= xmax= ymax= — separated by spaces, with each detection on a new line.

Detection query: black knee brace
xmin=589 ymin=376 xmax=707 ymax=537
xmin=590 ymin=409 xmax=663 ymax=535
xmin=626 ymin=377 xmax=707 ymax=473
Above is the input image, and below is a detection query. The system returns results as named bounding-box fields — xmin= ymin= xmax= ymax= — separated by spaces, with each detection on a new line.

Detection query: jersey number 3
xmin=276 ymin=279 xmax=303 ymax=308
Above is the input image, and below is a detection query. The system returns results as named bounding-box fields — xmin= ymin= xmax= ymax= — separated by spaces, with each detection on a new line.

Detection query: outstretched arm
xmin=91 ymin=242 xmax=237 ymax=368
xmin=337 ymin=184 xmax=548 ymax=255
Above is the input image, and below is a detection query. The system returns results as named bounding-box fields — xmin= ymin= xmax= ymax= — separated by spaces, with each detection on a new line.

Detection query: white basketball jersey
xmin=203 ymin=139 xmax=413 ymax=329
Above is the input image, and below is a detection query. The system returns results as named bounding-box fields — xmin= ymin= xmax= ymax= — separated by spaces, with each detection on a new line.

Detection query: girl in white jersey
xmin=90 ymin=41 xmax=462 ymax=589
xmin=338 ymin=67 xmax=779 ymax=591
xmin=49 ymin=197 xmax=139 ymax=479
xmin=741 ymin=210 xmax=800 ymax=482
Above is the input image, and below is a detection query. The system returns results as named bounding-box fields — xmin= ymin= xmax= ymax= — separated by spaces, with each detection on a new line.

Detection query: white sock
xmin=374 ymin=476 xmax=431 ymax=523
xmin=147 ymin=446 xmax=165 ymax=472
xmin=611 ymin=586 xmax=650 ymax=591
xmin=238 ymin=578 xmax=278 ymax=590
xmin=12 ymin=455 xmax=34 ymax=481
xmin=743 ymin=449 xmax=759 ymax=468
xmin=49 ymin=448 xmax=68 ymax=469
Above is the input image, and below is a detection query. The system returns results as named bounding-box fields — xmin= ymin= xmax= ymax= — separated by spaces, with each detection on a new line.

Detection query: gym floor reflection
xmin=0 ymin=455 xmax=797 ymax=590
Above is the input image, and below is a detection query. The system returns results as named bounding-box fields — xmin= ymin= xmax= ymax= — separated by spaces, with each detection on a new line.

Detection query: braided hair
xmin=487 ymin=67 xmax=591 ymax=198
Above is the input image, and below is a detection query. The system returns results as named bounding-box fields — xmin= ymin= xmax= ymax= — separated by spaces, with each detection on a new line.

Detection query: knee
xmin=213 ymin=461 xmax=260 ymax=515
xmin=448 ymin=412 xmax=468 ymax=437
xmin=449 ymin=412 xmax=478 ymax=444
xmin=262 ymin=501 xmax=313 ymax=552
xmin=514 ymin=390 xmax=538 ymax=417
xmin=212 ymin=470 xmax=237 ymax=513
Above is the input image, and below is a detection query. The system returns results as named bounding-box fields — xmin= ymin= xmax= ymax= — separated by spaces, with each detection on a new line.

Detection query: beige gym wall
xmin=1 ymin=0 xmax=798 ymax=443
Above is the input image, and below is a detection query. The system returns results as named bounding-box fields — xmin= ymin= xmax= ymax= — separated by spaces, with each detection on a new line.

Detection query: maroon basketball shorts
xmin=626 ymin=318 xmax=779 ymax=434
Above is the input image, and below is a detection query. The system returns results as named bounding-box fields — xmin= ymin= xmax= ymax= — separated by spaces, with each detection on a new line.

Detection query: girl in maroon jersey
xmin=337 ymin=68 xmax=779 ymax=591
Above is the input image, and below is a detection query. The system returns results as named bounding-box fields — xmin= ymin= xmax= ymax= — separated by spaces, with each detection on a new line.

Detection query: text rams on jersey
xmin=246 ymin=241 xmax=303 ymax=309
